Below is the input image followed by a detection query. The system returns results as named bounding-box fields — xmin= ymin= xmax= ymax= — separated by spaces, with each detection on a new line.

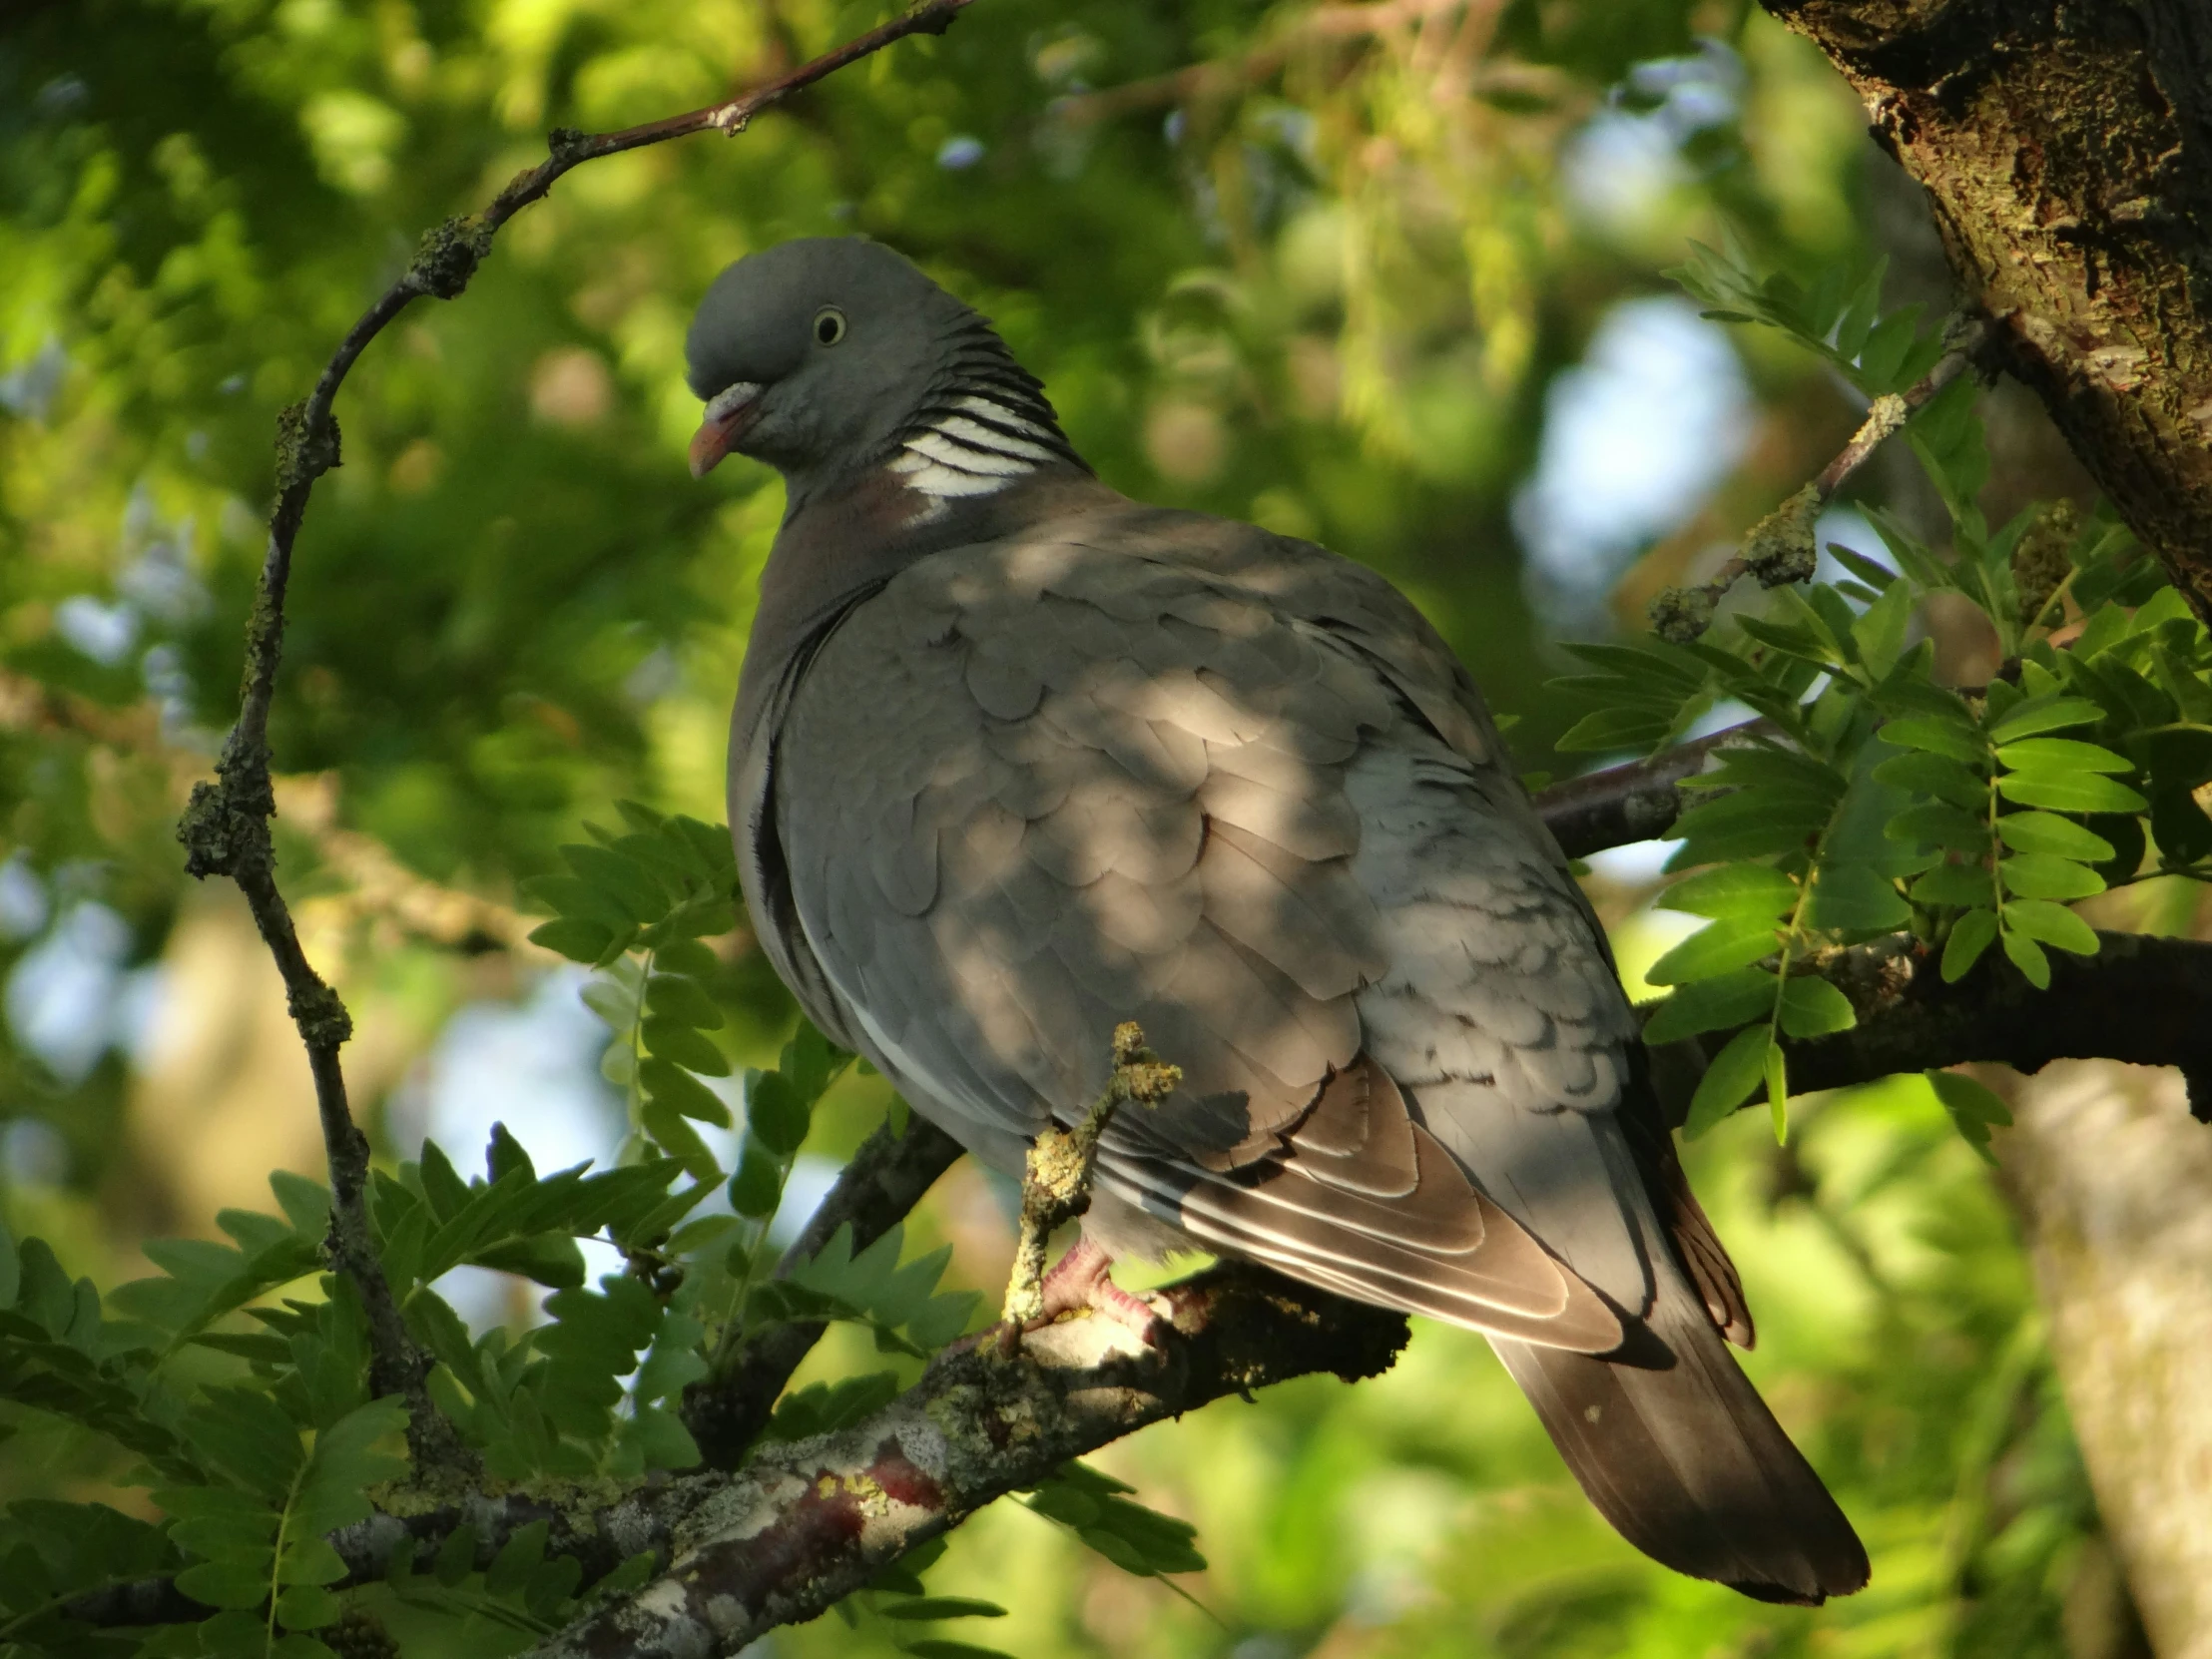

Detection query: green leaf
xmin=644 ymin=973 xmax=724 ymax=1031
xmin=274 ymin=1582 xmax=343 ymax=1631
xmin=1997 ymin=853 xmax=2105 ymax=900
xmin=765 ymin=1374 xmax=901 ymax=1443
xmin=1776 ymin=976 xmax=1855 ymax=1039
xmin=1641 ymin=967 xmax=1777 ymax=1044
xmin=175 ymin=1559 xmax=270 ymax=1610
xmin=1994 ymin=771 xmax=2148 ymax=814
xmin=1941 ymin=907 xmax=1999 ymax=981
xmin=1802 ymin=863 xmax=1910 ymax=931
xmin=879 ymin=1597 xmax=1010 ymax=1621
xmin=1644 ymin=919 xmax=1782 ymax=987
xmin=1988 ymin=696 xmax=2106 ymax=743
xmin=528 ymin=917 xmax=618 ymax=963
xmin=1024 ymin=1462 xmax=1206 ymax=1578
xmin=641 ymin=1099 xmax=721 ymax=1180
xmin=727 ymin=1146 xmax=784 ymax=1220
xmin=1994 ymin=737 xmax=2134 ymax=775
xmin=1996 ymin=812 xmax=2116 ymax=860
xmin=559 ymin=842 xmax=670 ymax=924
xmin=664 ymin=896 xmax=740 ymax=940
xmin=485 ymin=1519 xmax=550 ymax=1597
xmin=641 ymin=1018 xmax=731 ymax=1077
xmin=434 ymin=1524 xmax=478 ymax=1586
xmin=640 ymin=1057 xmax=732 ymax=1127
xmin=1926 ymin=1070 xmax=2013 ymax=1162
xmin=1911 ymin=862 xmax=1996 ymax=908
xmin=287 ymin=1396 xmax=408 ymax=1544
xmin=181 ymin=1387 xmax=304 ymax=1502
xmin=1852 ymin=578 xmax=1913 ymax=675
xmin=2000 ymin=926 xmax=2052 ymax=988
xmin=580 ymin=976 xmax=640 ymax=1032
xmin=747 ymin=1071 xmax=813 ymax=1157
xmin=1873 ymin=751 xmax=1989 ymax=810
xmin=1880 ymin=716 xmax=1983 ymax=765
xmin=523 ymin=874 xmax=638 ymax=936
xmin=1765 ymin=1042 xmax=1790 ymax=1143
xmin=2001 ymin=898 xmax=2099 ymax=955
xmin=1657 ymin=864 xmax=1797 ymax=922
xmin=1685 ymin=1028 xmax=1769 ymax=1138
xmin=1887 ymin=801 xmax=1992 ymax=853
xmin=1668 ymin=792 xmax=1830 ymax=863
xmin=653 ymin=937 xmax=722 ymax=980
xmin=486 ymin=1123 xmax=536 ymax=1184
xmin=1556 ymin=707 xmax=1675 ymax=753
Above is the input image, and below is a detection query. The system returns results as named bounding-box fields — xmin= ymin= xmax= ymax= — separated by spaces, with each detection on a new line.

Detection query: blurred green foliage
xmin=0 ymin=0 xmax=2163 ymax=1654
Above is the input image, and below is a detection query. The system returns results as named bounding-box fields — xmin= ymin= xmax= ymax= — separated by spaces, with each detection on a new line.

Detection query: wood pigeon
xmin=689 ymin=236 xmax=1869 ymax=1605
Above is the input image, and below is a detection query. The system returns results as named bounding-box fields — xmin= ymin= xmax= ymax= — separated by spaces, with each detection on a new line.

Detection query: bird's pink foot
xmin=990 ymin=1237 xmax=1165 ymax=1354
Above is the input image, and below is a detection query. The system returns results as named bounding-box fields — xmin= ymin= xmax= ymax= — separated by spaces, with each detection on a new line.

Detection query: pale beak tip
xmin=688 ymin=423 xmax=729 ymax=480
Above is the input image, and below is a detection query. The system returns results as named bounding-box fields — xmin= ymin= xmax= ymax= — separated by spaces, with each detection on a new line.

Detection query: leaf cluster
xmin=1666 ymin=242 xmax=1949 ymax=398
xmin=527 ymin=801 xmax=742 ymax=1179
xmin=1019 ymin=1461 xmax=1208 ymax=1581
xmin=1571 ymin=243 xmax=2212 ymax=1146
xmin=0 ymin=977 xmax=1013 ymax=1655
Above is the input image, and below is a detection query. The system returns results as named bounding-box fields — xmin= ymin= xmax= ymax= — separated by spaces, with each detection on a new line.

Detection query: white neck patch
xmin=886 ymin=394 xmax=1061 ymax=505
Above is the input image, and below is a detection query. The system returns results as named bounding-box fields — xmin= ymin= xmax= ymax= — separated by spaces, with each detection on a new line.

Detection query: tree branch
xmin=173 ymin=0 xmax=979 ymax=1468
xmin=682 ymin=1113 xmax=964 ymax=1469
xmin=522 ymin=1271 xmax=1403 ymax=1659
xmin=1647 ymin=318 xmax=1987 ymax=641
xmin=68 ymin=1267 xmax=1405 ymax=1649
xmin=1534 ymin=722 xmax=1767 ymax=860
xmin=1775 ymin=929 xmax=2212 ymax=1115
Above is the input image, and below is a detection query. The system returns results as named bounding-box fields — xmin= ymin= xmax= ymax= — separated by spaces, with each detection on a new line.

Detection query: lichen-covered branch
xmin=68 ymin=1266 xmax=1405 ymax=1652
xmin=1647 ymin=318 xmax=1986 ymax=641
xmin=523 ymin=1268 xmax=1404 ymax=1659
xmin=1760 ymin=0 xmax=2212 ymax=624
xmin=174 ymin=0 xmax=979 ymax=1467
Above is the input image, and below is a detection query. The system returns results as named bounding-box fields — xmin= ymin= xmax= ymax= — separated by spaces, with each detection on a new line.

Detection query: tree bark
xmin=1762 ymin=0 xmax=2212 ymax=621
xmin=1999 ymin=1062 xmax=2212 ymax=1659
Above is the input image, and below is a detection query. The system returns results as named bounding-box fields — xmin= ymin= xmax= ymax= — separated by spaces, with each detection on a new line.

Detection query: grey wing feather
xmin=753 ymin=502 xmax=1863 ymax=1603
xmin=767 ymin=522 xmax=1620 ymax=1349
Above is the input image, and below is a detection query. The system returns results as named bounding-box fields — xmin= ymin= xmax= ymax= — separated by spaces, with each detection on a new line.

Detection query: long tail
xmin=1488 ymin=1279 xmax=1869 ymax=1604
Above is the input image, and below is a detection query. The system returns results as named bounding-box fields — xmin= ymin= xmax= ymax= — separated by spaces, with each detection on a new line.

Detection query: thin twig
xmin=176 ymin=0 xmax=979 ymax=1470
xmin=1649 ymin=316 xmax=1991 ymax=643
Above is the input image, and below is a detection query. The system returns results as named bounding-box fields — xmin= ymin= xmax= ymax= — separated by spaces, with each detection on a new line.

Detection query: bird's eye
xmin=814 ymin=307 xmax=847 ymax=346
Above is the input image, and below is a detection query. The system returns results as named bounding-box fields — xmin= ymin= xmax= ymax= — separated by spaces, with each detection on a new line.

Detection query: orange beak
xmin=689 ymin=381 xmax=764 ymax=478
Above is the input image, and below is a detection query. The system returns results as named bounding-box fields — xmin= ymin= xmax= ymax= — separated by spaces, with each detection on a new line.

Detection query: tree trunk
xmin=1762 ymin=0 xmax=2212 ymax=621
xmin=2000 ymin=1061 xmax=2212 ymax=1659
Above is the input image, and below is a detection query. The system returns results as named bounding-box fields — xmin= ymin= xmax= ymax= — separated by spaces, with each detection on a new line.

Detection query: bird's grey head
xmin=684 ymin=237 xmax=1083 ymax=507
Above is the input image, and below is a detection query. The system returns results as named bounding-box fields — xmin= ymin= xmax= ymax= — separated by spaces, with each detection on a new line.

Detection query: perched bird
xmin=690 ymin=236 xmax=1869 ymax=1604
